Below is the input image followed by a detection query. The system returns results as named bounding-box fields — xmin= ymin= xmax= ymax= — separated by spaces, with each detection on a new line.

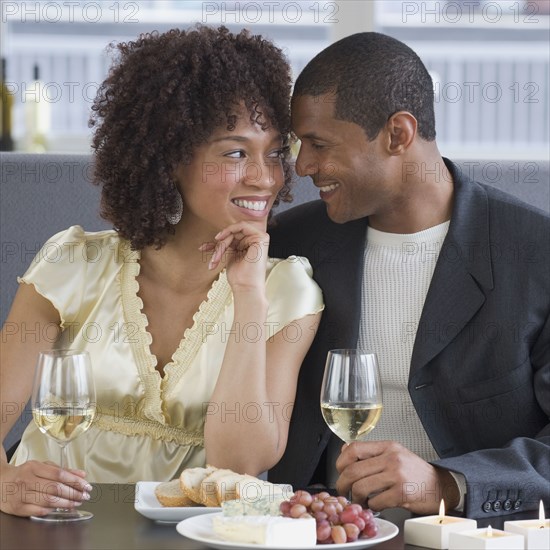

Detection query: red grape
xmin=310 ymin=500 xmax=325 ymax=512
xmin=279 ymin=501 xmax=291 ymax=515
xmin=343 ymin=523 xmax=360 ymax=542
xmin=314 ymin=511 xmax=328 ymax=522
xmin=279 ymin=490 xmax=379 ymax=544
xmin=362 ymin=522 xmax=378 ymax=538
xmin=337 ymin=496 xmax=349 ymax=507
xmin=331 ymin=525 xmax=347 ymax=544
xmin=328 ymin=513 xmax=340 ymax=525
xmin=340 ymin=507 xmax=359 ymax=523
xmin=316 ymin=519 xmax=331 ymax=542
xmin=289 ymin=504 xmax=307 ymax=518
xmin=294 ymin=490 xmax=313 ymax=507
xmin=349 ymin=504 xmax=363 ymax=515
xmin=360 ymin=509 xmax=374 ymax=522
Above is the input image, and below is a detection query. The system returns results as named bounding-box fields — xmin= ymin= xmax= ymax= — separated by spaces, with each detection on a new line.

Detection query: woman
xmin=0 ymin=26 xmax=323 ymax=517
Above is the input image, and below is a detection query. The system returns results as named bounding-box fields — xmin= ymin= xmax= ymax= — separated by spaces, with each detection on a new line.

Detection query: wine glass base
xmin=31 ymin=509 xmax=93 ymax=522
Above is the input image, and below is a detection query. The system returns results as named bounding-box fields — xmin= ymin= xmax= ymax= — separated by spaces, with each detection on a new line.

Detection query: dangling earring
xmin=167 ymin=186 xmax=183 ymax=225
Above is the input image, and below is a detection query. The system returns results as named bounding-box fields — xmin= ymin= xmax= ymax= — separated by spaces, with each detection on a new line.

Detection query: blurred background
xmin=1 ymin=0 xmax=549 ymax=159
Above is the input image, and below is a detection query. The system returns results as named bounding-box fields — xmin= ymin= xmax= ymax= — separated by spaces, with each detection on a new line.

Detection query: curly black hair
xmin=293 ymin=32 xmax=436 ymax=141
xmin=90 ymin=25 xmax=293 ymax=250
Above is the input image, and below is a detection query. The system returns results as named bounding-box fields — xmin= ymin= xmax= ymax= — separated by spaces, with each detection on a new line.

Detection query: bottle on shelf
xmin=23 ymin=63 xmax=50 ymax=152
xmin=0 ymin=58 xmax=14 ymax=151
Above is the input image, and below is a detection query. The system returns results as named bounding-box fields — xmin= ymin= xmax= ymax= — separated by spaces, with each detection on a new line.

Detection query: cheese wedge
xmin=221 ymin=494 xmax=286 ymax=517
xmin=212 ymin=515 xmax=316 ymax=547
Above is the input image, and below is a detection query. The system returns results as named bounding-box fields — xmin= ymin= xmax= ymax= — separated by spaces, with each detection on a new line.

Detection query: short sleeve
xmin=265 ymin=256 xmax=324 ymax=336
xmin=17 ymin=226 xmax=100 ymax=328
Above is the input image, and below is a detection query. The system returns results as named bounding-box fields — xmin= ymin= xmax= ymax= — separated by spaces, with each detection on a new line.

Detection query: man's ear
xmin=385 ymin=111 xmax=417 ymax=155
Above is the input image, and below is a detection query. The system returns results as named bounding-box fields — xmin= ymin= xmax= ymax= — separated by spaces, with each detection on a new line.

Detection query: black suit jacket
xmin=268 ymin=159 xmax=550 ymax=518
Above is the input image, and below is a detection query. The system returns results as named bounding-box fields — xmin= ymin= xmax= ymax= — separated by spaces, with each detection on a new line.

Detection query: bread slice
xmin=180 ymin=465 xmax=217 ymax=504
xmin=200 ymin=468 xmax=239 ymax=507
xmin=216 ymin=473 xmax=259 ymax=505
xmin=154 ymin=479 xmax=199 ymax=507
xmin=179 ymin=466 xmax=287 ymax=507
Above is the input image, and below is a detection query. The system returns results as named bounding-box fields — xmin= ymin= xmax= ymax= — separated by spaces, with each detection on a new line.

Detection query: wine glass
xmin=30 ymin=350 xmax=96 ymax=522
xmin=320 ymin=349 xmax=383 ymax=506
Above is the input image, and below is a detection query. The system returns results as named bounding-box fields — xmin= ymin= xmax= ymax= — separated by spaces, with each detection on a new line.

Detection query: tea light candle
xmin=404 ymin=500 xmax=478 ymax=549
xmin=504 ymin=500 xmax=550 ymax=549
xmin=449 ymin=526 xmax=525 ymax=550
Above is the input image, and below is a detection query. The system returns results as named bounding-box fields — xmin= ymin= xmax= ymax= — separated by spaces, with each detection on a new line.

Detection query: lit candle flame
xmin=540 ymin=500 xmax=546 ymax=527
xmin=487 ymin=525 xmax=493 ymax=538
xmin=438 ymin=499 xmax=445 ymax=524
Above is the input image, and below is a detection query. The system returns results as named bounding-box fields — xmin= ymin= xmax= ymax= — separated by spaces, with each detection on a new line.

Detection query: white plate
xmin=134 ymin=481 xmax=220 ymax=522
xmin=176 ymin=513 xmax=399 ymax=549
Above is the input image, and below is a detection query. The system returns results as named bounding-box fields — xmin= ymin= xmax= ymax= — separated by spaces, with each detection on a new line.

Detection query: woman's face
xmin=175 ymin=112 xmax=285 ymax=235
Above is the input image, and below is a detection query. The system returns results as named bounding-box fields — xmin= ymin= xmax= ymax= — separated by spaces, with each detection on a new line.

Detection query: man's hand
xmin=335 ymin=441 xmax=460 ymax=514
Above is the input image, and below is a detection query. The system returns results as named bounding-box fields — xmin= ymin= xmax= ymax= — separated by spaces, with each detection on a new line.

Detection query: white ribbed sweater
xmin=357 ymin=221 xmax=450 ymax=460
xmin=327 ymin=220 xmax=450 ymax=486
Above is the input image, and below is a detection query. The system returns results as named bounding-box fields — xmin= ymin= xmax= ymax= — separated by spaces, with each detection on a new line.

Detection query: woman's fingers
xmin=23 ymin=485 xmax=85 ymax=510
xmin=39 ymin=461 xmax=92 ymax=492
xmin=201 ymin=223 xmax=269 ymax=272
xmin=215 ymin=222 xmax=268 ymax=245
xmin=198 ymin=242 xmax=216 ymax=252
xmin=1 ymin=461 xmax=91 ymax=516
xmin=209 ymin=234 xmax=234 ymax=270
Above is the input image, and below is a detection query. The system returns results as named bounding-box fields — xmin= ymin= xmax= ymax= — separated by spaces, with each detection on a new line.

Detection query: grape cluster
xmin=279 ymin=490 xmax=378 ymax=544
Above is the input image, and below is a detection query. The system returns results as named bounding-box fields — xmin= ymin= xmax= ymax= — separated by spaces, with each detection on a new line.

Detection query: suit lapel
xmin=410 ymin=159 xmax=494 ymax=376
xmin=315 ymin=216 xmax=368 ymax=349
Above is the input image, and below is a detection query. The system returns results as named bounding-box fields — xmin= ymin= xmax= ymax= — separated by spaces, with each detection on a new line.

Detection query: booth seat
xmin=1 ymin=152 xmax=549 ymax=450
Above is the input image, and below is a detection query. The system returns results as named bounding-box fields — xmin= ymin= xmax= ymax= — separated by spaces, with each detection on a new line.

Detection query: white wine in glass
xmin=30 ymin=350 xmax=96 ymax=522
xmin=320 ymin=350 xmax=383 ymax=509
xmin=321 ymin=350 xmax=383 ymax=444
xmin=321 ymin=402 xmax=382 ymax=443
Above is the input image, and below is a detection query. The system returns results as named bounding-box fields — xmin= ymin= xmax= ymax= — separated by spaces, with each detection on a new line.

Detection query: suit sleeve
xmin=434 ymin=309 xmax=550 ymax=518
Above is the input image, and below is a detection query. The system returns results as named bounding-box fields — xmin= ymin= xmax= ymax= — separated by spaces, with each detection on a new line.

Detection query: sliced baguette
xmin=179 ymin=465 xmax=217 ymax=504
xmin=154 ymin=479 xmax=199 ymax=507
xmin=200 ymin=468 xmax=239 ymax=507
xmin=216 ymin=473 xmax=259 ymax=505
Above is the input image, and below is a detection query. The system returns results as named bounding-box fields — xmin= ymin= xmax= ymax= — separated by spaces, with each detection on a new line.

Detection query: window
xmin=2 ymin=0 xmax=548 ymax=159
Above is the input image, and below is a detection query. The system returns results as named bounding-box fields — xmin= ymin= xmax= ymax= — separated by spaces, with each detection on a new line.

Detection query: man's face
xmin=292 ymin=94 xmax=392 ymax=224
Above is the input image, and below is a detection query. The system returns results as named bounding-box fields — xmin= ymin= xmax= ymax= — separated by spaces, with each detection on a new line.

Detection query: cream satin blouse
xmin=11 ymin=226 xmax=324 ymax=482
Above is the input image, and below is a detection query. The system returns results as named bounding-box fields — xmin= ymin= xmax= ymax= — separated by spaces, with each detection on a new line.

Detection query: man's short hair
xmin=293 ymin=32 xmax=436 ymax=141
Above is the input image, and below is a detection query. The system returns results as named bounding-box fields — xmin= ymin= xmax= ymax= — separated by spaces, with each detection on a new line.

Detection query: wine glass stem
xmin=59 ymin=442 xmax=66 ymax=471
xmin=55 ymin=443 xmax=71 ymax=513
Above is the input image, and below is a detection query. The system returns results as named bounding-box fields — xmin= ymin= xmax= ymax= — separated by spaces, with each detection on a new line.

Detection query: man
xmin=268 ymin=32 xmax=549 ymax=519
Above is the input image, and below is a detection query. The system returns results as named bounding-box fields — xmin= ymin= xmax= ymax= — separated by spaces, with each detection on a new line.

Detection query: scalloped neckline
xmin=119 ymin=245 xmax=232 ymax=422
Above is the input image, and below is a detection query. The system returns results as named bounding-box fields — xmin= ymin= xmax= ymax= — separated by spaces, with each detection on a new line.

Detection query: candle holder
xmin=504 ymin=500 xmax=549 ymax=550
xmin=404 ymin=500 xmax=477 ymax=549
xmin=449 ymin=526 xmax=525 ymax=550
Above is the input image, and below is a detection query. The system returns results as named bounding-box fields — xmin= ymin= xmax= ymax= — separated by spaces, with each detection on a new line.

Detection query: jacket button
xmin=513 ymin=499 xmax=522 ymax=510
xmin=493 ymin=500 xmax=502 ymax=512
xmin=482 ymin=501 xmax=492 ymax=513
xmin=503 ymin=499 xmax=512 ymax=511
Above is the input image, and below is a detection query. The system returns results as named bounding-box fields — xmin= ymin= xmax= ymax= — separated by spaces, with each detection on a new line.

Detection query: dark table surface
xmin=0 ymin=484 xmax=536 ymax=550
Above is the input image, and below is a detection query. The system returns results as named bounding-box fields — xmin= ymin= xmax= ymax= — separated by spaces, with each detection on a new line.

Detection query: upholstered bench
xmin=1 ymin=152 xmax=548 ymax=450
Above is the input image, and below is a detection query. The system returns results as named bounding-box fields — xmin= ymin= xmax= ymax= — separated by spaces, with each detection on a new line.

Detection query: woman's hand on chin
xmin=201 ymin=222 xmax=270 ymax=293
